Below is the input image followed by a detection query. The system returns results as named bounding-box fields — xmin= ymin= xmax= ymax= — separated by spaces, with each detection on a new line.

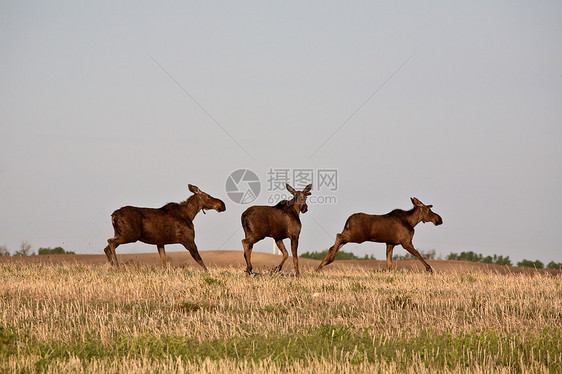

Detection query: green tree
xmin=494 ymin=255 xmax=512 ymax=266
xmin=481 ymin=255 xmax=494 ymax=264
xmin=546 ymin=261 xmax=562 ymax=270
xmin=38 ymin=247 xmax=75 ymax=255
xmin=459 ymin=251 xmax=483 ymax=262
xmin=517 ymin=259 xmax=544 ymax=269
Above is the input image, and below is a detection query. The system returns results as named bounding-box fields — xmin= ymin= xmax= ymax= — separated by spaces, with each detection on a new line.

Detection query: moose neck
xmin=404 ymin=207 xmax=424 ymax=228
xmin=183 ymin=195 xmax=203 ymax=221
xmin=291 ymin=203 xmax=302 ymax=217
xmin=281 ymin=198 xmax=302 ymax=216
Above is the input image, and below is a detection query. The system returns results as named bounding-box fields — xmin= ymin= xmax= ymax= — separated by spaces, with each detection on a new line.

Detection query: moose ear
xmin=188 ymin=184 xmax=201 ymax=195
xmin=303 ymin=184 xmax=312 ymax=195
xmin=286 ymin=184 xmax=297 ymax=195
xmin=411 ymin=197 xmax=423 ymax=206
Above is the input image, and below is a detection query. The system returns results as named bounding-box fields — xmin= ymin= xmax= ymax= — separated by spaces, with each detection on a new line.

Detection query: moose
xmin=241 ymin=184 xmax=312 ymax=277
xmin=103 ymin=184 xmax=226 ymax=270
xmin=316 ymin=197 xmax=443 ymax=273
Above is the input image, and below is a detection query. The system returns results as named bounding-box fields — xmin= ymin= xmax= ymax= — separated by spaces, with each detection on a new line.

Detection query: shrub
xmin=0 ymin=245 xmax=9 ymax=257
xmin=13 ymin=241 xmax=33 ymax=256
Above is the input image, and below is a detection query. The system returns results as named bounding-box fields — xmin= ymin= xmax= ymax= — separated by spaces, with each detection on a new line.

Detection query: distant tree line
xmin=37 ymin=247 xmax=75 ymax=255
xmin=1 ymin=242 xmax=559 ymax=269
xmin=393 ymin=249 xmax=437 ymax=261
xmin=300 ymin=249 xmax=437 ymax=261
xmin=515 ymin=259 xmax=562 ymax=270
xmin=301 ymin=249 xmax=439 ymax=261
xmin=300 ymin=249 xmax=375 ymax=261
xmin=300 ymin=248 xmax=561 ymax=270
xmin=446 ymin=250 xmax=562 ymax=269
xmin=446 ymin=251 xmax=512 ymax=266
xmin=0 ymin=242 xmax=74 ymax=256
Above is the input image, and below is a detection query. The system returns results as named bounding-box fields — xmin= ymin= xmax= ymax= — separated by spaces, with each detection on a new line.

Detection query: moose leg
xmin=316 ymin=233 xmax=347 ymax=271
xmin=242 ymin=238 xmax=254 ymax=275
xmin=402 ymin=241 xmax=433 ymax=273
xmin=103 ymin=245 xmax=113 ymax=264
xmin=290 ymin=237 xmax=300 ymax=277
xmin=157 ymin=245 xmax=166 ymax=266
xmin=107 ymin=236 xmax=128 ymax=267
xmin=385 ymin=244 xmax=395 ymax=271
xmin=274 ymin=239 xmax=289 ymax=272
xmin=182 ymin=240 xmax=208 ymax=272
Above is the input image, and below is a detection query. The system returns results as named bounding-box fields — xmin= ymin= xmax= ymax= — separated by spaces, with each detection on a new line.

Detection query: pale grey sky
xmin=1 ymin=1 xmax=561 ymax=263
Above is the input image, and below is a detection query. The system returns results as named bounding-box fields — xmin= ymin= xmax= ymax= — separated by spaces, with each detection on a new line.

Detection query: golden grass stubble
xmin=0 ymin=264 xmax=560 ymax=345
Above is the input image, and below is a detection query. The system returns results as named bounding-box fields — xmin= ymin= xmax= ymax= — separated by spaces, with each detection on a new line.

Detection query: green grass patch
xmin=0 ymin=327 xmax=17 ymax=356
xmin=4 ymin=325 xmax=560 ymax=372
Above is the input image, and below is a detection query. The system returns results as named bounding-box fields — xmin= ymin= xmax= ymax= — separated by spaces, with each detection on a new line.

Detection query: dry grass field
xmin=1 ymin=251 xmax=561 ymax=373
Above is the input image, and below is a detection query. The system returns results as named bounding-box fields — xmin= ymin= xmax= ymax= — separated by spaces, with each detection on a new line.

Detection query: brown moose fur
xmin=241 ymin=184 xmax=312 ymax=277
xmin=103 ymin=184 xmax=226 ymax=270
xmin=317 ymin=197 xmax=442 ymax=273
